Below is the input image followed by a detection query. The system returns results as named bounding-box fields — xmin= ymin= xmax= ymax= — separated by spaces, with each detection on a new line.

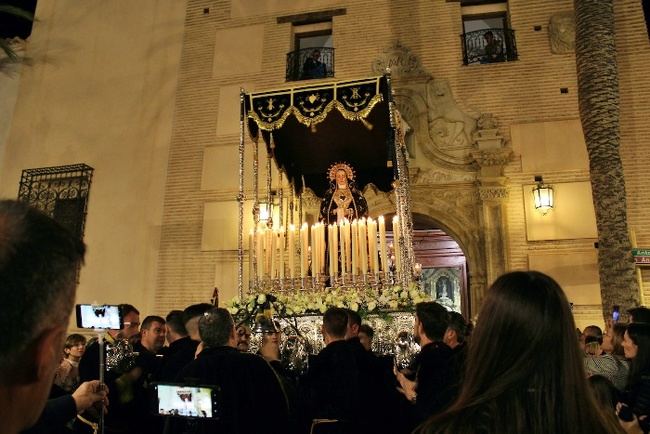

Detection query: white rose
xmin=350 ymin=302 xmax=359 ymax=312
xmin=257 ymin=294 xmax=267 ymax=305
xmin=400 ymin=291 xmax=408 ymax=300
xmin=319 ymin=304 xmax=327 ymax=314
xmin=367 ymin=301 xmax=377 ymax=312
xmin=227 ymin=307 xmax=238 ymax=315
xmin=389 ymin=300 xmax=399 ymax=310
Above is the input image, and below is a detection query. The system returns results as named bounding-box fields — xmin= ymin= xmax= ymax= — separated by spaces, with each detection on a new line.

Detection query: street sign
xmin=633 ymin=248 xmax=650 ymax=265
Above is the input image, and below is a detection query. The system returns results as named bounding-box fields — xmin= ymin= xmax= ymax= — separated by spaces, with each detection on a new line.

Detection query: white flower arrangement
xmin=224 ymin=283 xmax=433 ymax=319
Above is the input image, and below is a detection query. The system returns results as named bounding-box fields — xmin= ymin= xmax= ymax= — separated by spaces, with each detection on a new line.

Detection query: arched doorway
xmin=385 ymin=212 xmax=470 ymax=319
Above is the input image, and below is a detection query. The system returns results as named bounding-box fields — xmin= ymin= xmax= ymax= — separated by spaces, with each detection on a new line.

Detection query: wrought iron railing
xmin=461 ymin=28 xmax=518 ymax=65
xmin=286 ymin=47 xmax=335 ymax=82
xmin=18 ymin=163 xmax=94 ymax=240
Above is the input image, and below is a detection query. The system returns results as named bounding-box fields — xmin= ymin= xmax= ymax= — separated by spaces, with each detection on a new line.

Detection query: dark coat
xmin=157 ymin=337 xmax=198 ymax=382
xmin=302 ymin=338 xmax=406 ymax=434
xmin=412 ymin=341 xmax=457 ymax=424
xmin=21 ymin=395 xmax=77 ymax=434
xmin=168 ymin=346 xmax=289 ymax=434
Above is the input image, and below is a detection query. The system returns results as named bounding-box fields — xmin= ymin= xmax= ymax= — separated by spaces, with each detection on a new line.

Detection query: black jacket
xmin=168 ymin=346 xmax=289 ymax=434
xmin=302 ymin=338 xmax=406 ymax=434
xmin=412 ymin=341 xmax=457 ymax=423
xmin=157 ymin=337 xmax=198 ymax=382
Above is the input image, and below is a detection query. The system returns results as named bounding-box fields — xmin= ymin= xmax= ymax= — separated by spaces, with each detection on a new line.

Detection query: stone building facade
xmin=1 ymin=0 xmax=649 ymax=328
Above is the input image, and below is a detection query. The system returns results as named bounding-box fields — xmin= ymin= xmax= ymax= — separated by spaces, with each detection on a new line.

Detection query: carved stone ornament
xmin=301 ymin=187 xmax=321 ymax=209
xmin=470 ymin=148 xmax=514 ymax=168
xmin=411 ymin=167 xmax=476 ymax=185
xmin=426 ymin=79 xmax=478 ymax=150
xmin=371 ymin=41 xmax=428 ymax=78
xmin=478 ymin=186 xmax=509 ymax=201
xmin=549 ymin=12 xmax=575 ymax=54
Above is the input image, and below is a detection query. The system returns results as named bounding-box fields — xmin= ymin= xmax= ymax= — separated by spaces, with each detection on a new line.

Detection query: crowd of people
xmin=3 ymin=199 xmax=650 ymax=434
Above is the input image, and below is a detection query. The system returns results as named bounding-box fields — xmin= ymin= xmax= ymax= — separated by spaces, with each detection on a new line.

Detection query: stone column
xmin=470 ymin=114 xmax=513 ymax=301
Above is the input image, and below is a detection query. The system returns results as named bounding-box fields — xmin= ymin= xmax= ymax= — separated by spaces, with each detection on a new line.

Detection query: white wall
xmin=0 ymin=0 xmax=188 ymax=320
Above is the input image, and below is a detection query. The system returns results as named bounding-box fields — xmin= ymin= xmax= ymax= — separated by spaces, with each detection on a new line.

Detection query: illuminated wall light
xmin=532 ymin=175 xmax=554 ymax=215
xmin=259 ymin=203 xmax=271 ymax=223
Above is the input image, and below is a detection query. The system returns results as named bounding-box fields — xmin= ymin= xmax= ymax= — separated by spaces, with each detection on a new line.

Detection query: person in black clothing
xmin=22 ymin=381 xmax=107 ymax=434
xmin=0 ymin=200 xmax=86 ymax=434
xmin=629 ymin=307 xmax=650 ymax=324
xmin=77 ymin=304 xmax=141 ymax=434
xmin=182 ymin=303 xmax=214 ymax=342
xmin=444 ymin=311 xmax=468 ymax=386
xmin=622 ymin=322 xmax=650 ymax=431
xmin=303 ymin=308 xmax=403 ymax=434
xmin=158 ymin=310 xmax=198 ymax=382
xmin=170 ymin=308 xmax=289 ymax=434
xmin=416 ymin=271 xmax=623 ymax=434
xmin=358 ymin=324 xmax=374 ymax=352
xmin=395 ymin=302 xmax=457 ymax=428
xmin=302 ymin=49 xmax=327 ymax=79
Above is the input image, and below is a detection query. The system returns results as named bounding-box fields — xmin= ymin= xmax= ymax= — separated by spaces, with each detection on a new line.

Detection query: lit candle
xmin=359 ymin=218 xmax=368 ymax=275
xmin=249 ymin=229 xmax=254 ymax=284
xmin=351 ymin=219 xmax=358 ymax=275
xmin=378 ymin=216 xmax=388 ymax=273
xmin=279 ymin=227 xmax=285 ymax=279
xmin=392 ymin=216 xmax=401 ymax=273
xmin=288 ymin=224 xmax=296 ymax=278
xmin=368 ymin=218 xmax=379 ymax=274
xmin=300 ymin=223 xmax=308 ymax=278
xmin=331 ymin=222 xmax=339 ymax=277
xmin=311 ymin=223 xmax=319 ymax=276
xmin=339 ymin=220 xmax=347 ymax=278
xmin=269 ymin=228 xmax=276 ymax=278
xmin=256 ymin=225 xmax=265 ymax=279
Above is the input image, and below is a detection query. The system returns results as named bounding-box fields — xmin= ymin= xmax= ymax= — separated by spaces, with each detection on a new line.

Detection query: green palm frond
xmin=0 ymin=3 xmax=35 ymax=62
xmin=0 ymin=38 xmax=17 ymax=61
xmin=0 ymin=5 xmax=34 ymax=22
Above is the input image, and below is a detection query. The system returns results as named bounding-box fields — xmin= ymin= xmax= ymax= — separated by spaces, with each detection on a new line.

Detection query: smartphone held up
xmin=76 ymin=304 xmax=124 ymax=330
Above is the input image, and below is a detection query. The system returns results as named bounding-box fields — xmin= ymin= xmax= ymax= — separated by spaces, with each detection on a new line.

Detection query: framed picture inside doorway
xmin=421 ymin=267 xmax=463 ymax=314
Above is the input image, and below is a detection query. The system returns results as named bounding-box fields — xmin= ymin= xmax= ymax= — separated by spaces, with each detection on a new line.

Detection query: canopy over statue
xmin=244 ymin=76 xmax=395 ymax=197
xmin=238 ymin=73 xmax=416 ymax=298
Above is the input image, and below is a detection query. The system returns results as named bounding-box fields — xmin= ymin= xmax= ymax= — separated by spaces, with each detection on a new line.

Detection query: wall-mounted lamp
xmin=259 ymin=202 xmax=272 ymax=223
xmin=532 ymin=175 xmax=554 ymax=215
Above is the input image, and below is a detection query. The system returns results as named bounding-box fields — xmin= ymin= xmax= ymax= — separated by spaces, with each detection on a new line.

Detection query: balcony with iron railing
xmin=460 ymin=28 xmax=518 ymax=65
xmin=286 ymin=47 xmax=335 ymax=82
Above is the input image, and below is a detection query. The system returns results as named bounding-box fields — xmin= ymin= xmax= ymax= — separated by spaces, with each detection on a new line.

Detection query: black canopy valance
xmin=245 ymin=76 xmax=395 ymax=197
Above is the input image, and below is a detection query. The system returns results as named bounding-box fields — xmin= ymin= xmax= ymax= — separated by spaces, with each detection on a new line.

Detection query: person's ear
xmin=14 ymin=326 xmax=65 ymax=384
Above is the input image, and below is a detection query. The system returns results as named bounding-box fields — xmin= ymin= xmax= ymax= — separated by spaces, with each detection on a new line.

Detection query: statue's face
xmin=336 ymin=170 xmax=348 ymax=187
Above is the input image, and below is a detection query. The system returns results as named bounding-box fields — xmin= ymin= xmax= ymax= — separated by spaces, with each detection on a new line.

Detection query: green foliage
xmin=0 ymin=4 xmax=35 ymax=61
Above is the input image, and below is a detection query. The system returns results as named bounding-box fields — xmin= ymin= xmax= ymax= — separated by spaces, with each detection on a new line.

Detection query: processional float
xmin=236 ymin=73 xmax=416 ymax=299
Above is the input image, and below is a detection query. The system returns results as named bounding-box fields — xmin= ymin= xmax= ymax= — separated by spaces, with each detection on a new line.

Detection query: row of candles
xmin=249 ymin=216 xmax=403 ymax=280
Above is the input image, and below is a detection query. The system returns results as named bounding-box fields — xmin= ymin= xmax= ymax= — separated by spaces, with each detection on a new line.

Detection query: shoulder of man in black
xmin=78 ymin=340 xmax=100 ymax=382
xmin=20 ymin=395 xmax=77 ymax=434
xmin=413 ymin=341 xmax=458 ymax=422
xmin=157 ymin=337 xmax=198 ymax=382
xmin=177 ymin=346 xmax=289 ymax=434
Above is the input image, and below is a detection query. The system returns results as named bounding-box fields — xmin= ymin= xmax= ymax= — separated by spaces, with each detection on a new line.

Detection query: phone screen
xmin=613 ymin=305 xmax=620 ymax=323
xmin=75 ymin=304 xmax=123 ymax=330
xmin=153 ymin=383 xmax=219 ymax=419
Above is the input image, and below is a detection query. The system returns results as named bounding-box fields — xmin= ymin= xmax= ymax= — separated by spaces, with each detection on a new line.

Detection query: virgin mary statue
xmin=319 ymin=162 xmax=368 ymax=224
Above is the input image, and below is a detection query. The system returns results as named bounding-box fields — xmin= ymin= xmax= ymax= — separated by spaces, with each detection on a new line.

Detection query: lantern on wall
xmin=532 ymin=175 xmax=554 ymax=215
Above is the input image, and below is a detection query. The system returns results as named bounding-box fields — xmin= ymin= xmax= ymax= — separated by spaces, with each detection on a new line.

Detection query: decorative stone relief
xmin=426 ymin=79 xmax=478 ymax=150
xmin=411 ymin=167 xmax=476 ymax=185
xmin=362 ymin=183 xmax=395 ymax=210
xmin=301 ymin=187 xmax=321 ymax=209
xmin=371 ymin=41 xmax=428 ymax=78
xmin=471 ymin=148 xmax=514 ymax=168
xmin=549 ymin=12 xmax=575 ymax=54
xmin=478 ymin=186 xmax=509 ymax=201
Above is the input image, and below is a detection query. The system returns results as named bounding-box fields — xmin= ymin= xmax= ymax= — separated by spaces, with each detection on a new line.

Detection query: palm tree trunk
xmin=575 ymin=0 xmax=640 ymax=321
